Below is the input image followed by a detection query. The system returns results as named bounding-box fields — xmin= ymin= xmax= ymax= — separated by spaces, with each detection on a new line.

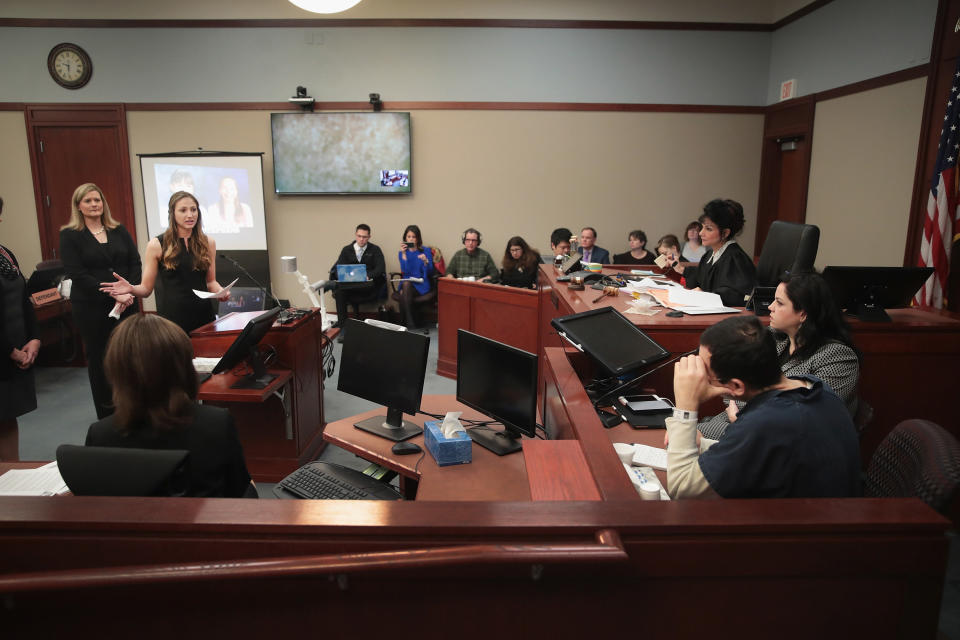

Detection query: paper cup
xmin=613 ymin=443 xmax=635 ymax=465
xmin=639 ymin=482 xmax=661 ymax=500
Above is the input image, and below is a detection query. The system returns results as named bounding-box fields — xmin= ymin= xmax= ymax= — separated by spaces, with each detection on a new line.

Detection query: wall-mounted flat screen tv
xmin=271 ymin=112 xmax=411 ymax=195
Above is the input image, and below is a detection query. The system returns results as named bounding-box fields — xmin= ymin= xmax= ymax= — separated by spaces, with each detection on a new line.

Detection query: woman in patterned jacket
xmin=698 ymin=271 xmax=860 ymax=439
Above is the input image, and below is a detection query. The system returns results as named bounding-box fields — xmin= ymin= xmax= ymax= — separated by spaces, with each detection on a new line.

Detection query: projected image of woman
xmin=207 ymin=177 xmax=252 ymax=233
xmin=100 ymin=191 xmax=230 ymax=334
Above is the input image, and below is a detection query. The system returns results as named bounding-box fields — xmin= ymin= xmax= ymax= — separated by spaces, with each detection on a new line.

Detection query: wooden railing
xmin=0 ymin=528 xmax=626 ymax=593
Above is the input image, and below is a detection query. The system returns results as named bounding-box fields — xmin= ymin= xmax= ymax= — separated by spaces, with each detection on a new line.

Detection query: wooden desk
xmin=323 ymin=396 xmax=533 ymax=501
xmin=538 ymin=265 xmax=960 ymax=463
xmin=437 ymin=277 xmax=538 ymax=378
xmin=190 ymin=309 xmax=331 ymax=482
xmin=0 ymin=349 xmax=949 ymax=636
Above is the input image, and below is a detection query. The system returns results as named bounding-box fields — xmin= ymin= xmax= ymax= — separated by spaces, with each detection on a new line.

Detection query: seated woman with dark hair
xmin=676 ymin=199 xmax=756 ymax=307
xmin=85 ymin=314 xmax=256 ymax=498
xmin=394 ymin=224 xmax=434 ymax=332
xmin=613 ymin=229 xmax=656 ymax=265
xmin=499 ymin=236 xmax=539 ymax=288
xmin=697 ymin=271 xmax=861 ymax=440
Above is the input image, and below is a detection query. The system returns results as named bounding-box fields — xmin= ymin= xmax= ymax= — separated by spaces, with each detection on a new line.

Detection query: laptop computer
xmin=337 ymin=264 xmax=367 ymax=282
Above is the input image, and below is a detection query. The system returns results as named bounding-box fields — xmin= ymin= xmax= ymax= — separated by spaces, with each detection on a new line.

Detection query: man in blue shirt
xmin=665 ymin=315 xmax=861 ymax=499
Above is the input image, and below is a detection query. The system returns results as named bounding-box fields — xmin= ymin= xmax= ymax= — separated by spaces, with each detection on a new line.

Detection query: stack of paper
xmin=623 ymin=279 xmax=741 ymax=315
xmin=0 ymin=461 xmax=69 ymax=496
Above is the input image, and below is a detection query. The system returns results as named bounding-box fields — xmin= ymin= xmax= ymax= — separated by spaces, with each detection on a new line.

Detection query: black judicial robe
xmin=683 ymin=242 xmax=757 ymax=307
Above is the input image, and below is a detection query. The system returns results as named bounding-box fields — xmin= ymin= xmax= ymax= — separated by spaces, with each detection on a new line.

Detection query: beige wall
xmin=127 ymin=109 xmax=763 ymax=308
xmin=0 ymin=112 xmax=42 ymax=271
xmin=806 ymin=77 xmax=927 ymax=268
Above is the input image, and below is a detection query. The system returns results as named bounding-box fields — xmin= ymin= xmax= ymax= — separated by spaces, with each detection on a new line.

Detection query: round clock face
xmin=47 ymin=43 xmax=92 ymax=89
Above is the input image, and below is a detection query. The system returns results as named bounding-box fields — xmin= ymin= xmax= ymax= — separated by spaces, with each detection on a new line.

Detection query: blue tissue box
xmin=423 ymin=420 xmax=472 ymax=467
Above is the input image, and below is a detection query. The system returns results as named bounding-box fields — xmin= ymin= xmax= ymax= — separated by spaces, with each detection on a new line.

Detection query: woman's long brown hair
xmin=104 ymin=314 xmax=198 ymax=432
xmin=161 ymin=191 xmax=212 ymax=271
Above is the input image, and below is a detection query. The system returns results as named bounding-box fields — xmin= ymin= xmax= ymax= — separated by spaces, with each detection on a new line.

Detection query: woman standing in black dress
xmin=60 ymin=184 xmax=140 ymax=419
xmin=101 ymin=191 xmax=228 ymax=334
xmin=0 ymin=197 xmax=41 ymax=459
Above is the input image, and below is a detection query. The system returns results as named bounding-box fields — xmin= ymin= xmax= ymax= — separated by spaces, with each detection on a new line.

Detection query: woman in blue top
xmin=396 ymin=224 xmax=434 ymax=332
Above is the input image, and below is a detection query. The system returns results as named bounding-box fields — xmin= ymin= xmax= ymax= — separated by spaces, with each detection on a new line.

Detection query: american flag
xmin=917 ymin=59 xmax=960 ymax=308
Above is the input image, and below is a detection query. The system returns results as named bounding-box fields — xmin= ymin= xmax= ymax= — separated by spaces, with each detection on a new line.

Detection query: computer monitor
xmin=211 ymin=307 xmax=280 ymax=389
xmin=822 ymin=266 xmax=934 ymax=322
xmin=27 ymin=262 xmax=66 ymax=294
xmin=456 ymin=330 xmax=538 ymax=456
xmin=218 ymin=286 xmax=266 ymax=315
xmin=337 ymin=319 xmax=430 ymax=441
xmin=550 ymin=307 xmax=670 ymax=377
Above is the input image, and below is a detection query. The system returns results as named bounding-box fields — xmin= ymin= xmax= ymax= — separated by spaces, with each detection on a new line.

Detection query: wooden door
xmin=26 ymin=105 xmax=136 ymax=260
xmin=754 ymin=98 xmax=815 ymax=256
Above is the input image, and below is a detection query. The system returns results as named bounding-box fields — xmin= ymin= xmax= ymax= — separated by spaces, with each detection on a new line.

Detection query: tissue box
xmin=423 ymin=420 xmax=472 ymax=467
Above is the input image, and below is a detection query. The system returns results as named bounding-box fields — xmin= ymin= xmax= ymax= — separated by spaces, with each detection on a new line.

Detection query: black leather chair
xmin=747 ymin=221 xmax=820 ymax=312
xmin=756 ymin=221 xmax=820 ymax=286
xmin=56 ymin=445 xmax=190 ymax=497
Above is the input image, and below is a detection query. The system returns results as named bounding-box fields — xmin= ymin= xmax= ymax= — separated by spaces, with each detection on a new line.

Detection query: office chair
xmin=864 ymin=419 xmax=960 ymax=522
xmin=27 ymin=259 xmax=65 ymax=294
xmin=747 ymin=221 xmax=820 ymax=312
xmin=56 ymin=445 xmax=190 ymax=497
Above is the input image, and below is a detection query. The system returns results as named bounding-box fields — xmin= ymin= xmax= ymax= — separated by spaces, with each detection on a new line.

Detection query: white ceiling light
xmin=288 ymin=0 xmax=362 ymax=14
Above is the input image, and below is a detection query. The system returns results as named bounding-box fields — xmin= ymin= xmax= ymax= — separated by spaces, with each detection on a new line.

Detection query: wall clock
xmin=47 ymin=43 xmax=93 ymax=89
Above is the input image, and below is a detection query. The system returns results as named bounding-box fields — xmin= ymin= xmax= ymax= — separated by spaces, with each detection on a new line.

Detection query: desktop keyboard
xmin=275 ymin=462 xmax=403 ymax=500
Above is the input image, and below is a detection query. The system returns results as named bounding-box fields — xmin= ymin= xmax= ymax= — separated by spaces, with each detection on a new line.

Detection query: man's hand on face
xmin=672 ymin=354 xmax=715 ymax=412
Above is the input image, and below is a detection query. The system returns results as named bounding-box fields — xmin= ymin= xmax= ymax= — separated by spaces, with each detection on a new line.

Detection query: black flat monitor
xmin=218 ymin=286 xmax=266 ymax=315
xmin=27 ymin=262 xmax=66 ymax=294
xmin=822 ymin=266 xmax=934 ymax=322
xmin=456 ymin=330 xmax=538 ymax=456
xmin=211 ymin=307 xmax=280 ymax=389
xmin=338 ymin=319 xmax=430 ymax=441
xmin=550 ymin=307 xmax=670 ymax=377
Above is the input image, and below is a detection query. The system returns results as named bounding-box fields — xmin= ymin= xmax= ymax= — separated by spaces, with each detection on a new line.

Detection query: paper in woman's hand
xmin=193 ymin=277 xmax=239 ymax=299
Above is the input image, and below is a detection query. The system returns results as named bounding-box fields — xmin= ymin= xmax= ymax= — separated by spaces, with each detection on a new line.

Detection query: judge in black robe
xmin=683 ymin=241 xmax=757 ymax=307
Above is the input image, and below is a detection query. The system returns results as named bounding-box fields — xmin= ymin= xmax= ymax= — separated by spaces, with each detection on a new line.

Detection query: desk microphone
xmin=592 ymin=348 xmax=698 ymax=408
xmin=218 ymin=253 xmax=290 ymax=321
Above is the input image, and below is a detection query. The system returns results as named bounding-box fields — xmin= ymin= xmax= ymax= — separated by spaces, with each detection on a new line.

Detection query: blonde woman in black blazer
xmin=59 ymin=183 xmax=141 ymax=419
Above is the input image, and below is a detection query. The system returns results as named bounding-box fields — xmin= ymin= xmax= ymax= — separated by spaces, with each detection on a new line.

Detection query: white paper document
xmin=193 ymin=277 xmax=239 ymax=299
xmin=663 ymin=287 xmax=741 ymax=315
xmin=0 ymin=461 xmax=69 ymax=496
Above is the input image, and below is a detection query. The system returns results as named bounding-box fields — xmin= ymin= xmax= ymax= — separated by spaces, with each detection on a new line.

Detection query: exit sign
xmin=780 ymin=79 xmax=797 ymax=101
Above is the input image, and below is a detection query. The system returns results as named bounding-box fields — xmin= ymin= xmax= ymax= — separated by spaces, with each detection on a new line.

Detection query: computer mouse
xmin=392 ymin=442 xmax=423 ymax=455
xmin=665 ymin=310 xmax=685 ymax=318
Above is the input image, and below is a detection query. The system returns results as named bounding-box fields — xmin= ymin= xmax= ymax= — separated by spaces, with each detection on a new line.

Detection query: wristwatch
xmin=673 ymin=408 xmax=698 ymax=421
